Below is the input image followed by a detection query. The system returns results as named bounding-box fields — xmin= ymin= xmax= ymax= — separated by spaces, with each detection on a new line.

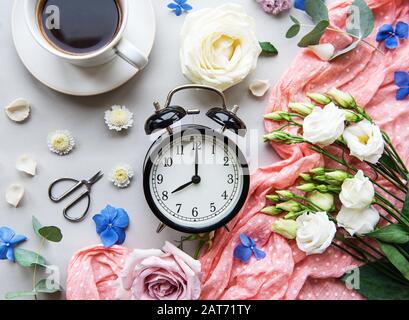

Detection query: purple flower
xmin=376 ymin=21 xmax=408 ymax=50
xmin=256 ymin=0 xmax=292 ymax=15
xmin=93 ymin=205 xmax=129 ymax=248
xmin=394 ymin=71 xmax=409 ymax=101
xmin=167 ymin=0 xmax=192 ymax=16
xmin=0 ymin=227 xmax=27 ymax=262
xmin=233 ymin=234 xmax=266 ymax=263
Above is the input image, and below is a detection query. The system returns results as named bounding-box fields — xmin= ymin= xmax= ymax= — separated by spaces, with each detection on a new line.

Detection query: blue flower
xmin=0 ymin=227 xmax=27 ymax=262
xmin=92 ymin=205 xmax=129 ymax=248
xmin=376 ymin=21 xmax=408 ymax=50
xmin=294 ymin=0 xmax=305 ymax=10
xmin=233 ymin=234 xmax=266 ymax=263
xmin=394 ymin=71 xmax=409 ymax=101
xmin=167 ymin=0 xmax=192 ymax=16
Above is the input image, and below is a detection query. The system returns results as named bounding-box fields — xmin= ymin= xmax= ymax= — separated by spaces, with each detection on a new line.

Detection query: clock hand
xmin=194 ymin=146 xmax=199 ymax=177
xmin=171 ymin=175 xmax=201 ymax=194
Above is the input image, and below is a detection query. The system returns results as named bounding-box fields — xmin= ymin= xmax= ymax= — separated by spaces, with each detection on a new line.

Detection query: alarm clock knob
xmin=206 ymin=105 xmax=247 ymax=137
xmin=144 ymin=104 xmax=187 ymax=135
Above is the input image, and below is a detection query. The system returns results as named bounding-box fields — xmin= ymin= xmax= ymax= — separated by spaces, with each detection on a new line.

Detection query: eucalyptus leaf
xmin=341 ymin=262 xmax=409 ymax=300
xmin=346 ymin=0 xmax=374 ymax=39
xmin=35 ymin=279 xmax=62 ymax=294
xmin=286 ymin=24 xmax=301 ymax=38
xmin=290 ymin=15 xmax=300 ymax=25
xmin=32 ymin=215 xmax=42 ymax=237
xmin=367 ymin=225 xmax=409 ymax=244
xmin=14 ymin=248 xmax=46 ymax=268
xmin=305 ymin=0 xmax=329 ymax=24
xmin=330 ymin=41 xmax=359 ymax=60
xmin=259 ymin=42 xmax=278 ymax=56
xmin=39 ymin=226 xmax=63 ymax=243
xmin=378 ymin=241 xmax=409 ymax=281
xmin=403 ymin=174 xmax=409 ymax=218
xmin=298 ymin=20 xmax=329 ymax=47
xmin=5 ymin=291 xmax=36 ymax=300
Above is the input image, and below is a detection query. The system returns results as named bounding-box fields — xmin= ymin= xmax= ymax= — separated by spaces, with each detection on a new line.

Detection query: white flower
xmin=343 ymin=119 xmax=384 ymax=164
xmin=104 ymin=105 xmax=134 ymax=132
xmin=303 ymin=102 xmax=345 ymax=146
xmin=47 ymin=130 xmax=75 ymax=155
xmin=308 ymin=43 xmax=335 ymax=61
xmin=339 ymin=170 xmax=374 ymax=209
xmin=337 ymin=206 xmax=380 ymax=236
xmin=296 ymin=212 xmax=336 ymax=255
xmin=16 ymin=155 xmax=37 ymax=176
xmin=180 ymin=3 xmax=261 ymax=91
xmin=109 ymin=164 xmax=134 ymax=188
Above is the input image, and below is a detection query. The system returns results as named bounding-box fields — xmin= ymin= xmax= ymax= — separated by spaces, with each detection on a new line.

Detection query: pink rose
xmin=116 ymin=242 xmax=202 ymax=300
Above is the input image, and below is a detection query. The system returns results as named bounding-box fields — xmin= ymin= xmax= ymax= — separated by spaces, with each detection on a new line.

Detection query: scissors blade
xmin=87 ymin=171 xmax=104 ymax=185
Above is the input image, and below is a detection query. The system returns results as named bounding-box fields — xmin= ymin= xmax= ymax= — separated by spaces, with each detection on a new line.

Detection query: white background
xmin=0 ymin=0 xmax=327 ymax=299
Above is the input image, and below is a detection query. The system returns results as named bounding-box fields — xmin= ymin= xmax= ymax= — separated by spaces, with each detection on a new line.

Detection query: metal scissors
xmin=48 ymin=171 xmax=104 ymax=222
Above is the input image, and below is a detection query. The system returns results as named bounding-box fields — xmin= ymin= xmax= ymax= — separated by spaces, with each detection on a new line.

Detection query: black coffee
xmin=39 ymin=0 xmax=121 ymax=55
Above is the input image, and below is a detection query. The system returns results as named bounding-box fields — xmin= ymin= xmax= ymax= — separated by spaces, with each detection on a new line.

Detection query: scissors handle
xmin=63 ymin=191 xmax=91 ymax=223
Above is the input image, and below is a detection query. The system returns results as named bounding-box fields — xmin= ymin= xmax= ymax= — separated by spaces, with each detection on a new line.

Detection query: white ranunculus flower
xmin=180 ymin=3 xmax=261 ymax=91
xmin=303 ymin=103 xmax=346 ymax=146
xmin=343 ymin=119 xmax=385 ymax=164
xmin=296 ymin=212 xmax=336 ymax=255
xmin=337 ymin=205 xmax=380 ymax=236
xmin=339 ymin=170 xmax=374 ymax=209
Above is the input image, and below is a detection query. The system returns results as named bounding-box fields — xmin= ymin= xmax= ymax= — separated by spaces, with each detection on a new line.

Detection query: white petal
xmin=16 ymin=155 xmax=37 ymax=176
xmin=249 ymin=79 xmax=270 ymax=97
xmin=308 ymin=44 xmax=335 ymax=61
xmin=6 ymin=183 xmax=25 ymax=207
xmin=4 ymin=98 xmax=31 ymax=122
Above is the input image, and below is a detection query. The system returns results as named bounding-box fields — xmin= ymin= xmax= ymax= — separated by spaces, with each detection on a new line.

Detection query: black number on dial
xmin=157 ymin=174 xmax=164 ymax=184
xmin=224 ymin=156 xmax=229 ymax=166
xmin=192 ymin=207 xmax=198 ymax=217
xmin=162 ymin=191 xmax=169 ymax=201
xmin=227 ymin=174 xmax=234 ymax=184
xmin=176 ymin=145 xmax=184 ymax=155
xmin=164 ymin=157 xmax=173 ymax=167
xmin=176 ymin=203 xmax=182 ymax=213
xmin=210 ymin=202 xmax=216 ymax=213
xmin=222 ymin=190 xmax=228 ymax=200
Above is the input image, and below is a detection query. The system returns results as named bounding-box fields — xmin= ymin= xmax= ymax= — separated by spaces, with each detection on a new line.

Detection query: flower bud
xmin=264 ymin=111 xmax=292 ymax=121
xmin=276 ymin=200 xmax=303 ymax=212
xmin=284 ymin=211 xmax=305 ymax=220
xmin=299 ymin=173 xmax=312 ymax=181
xmin=313 ymin=175 xmax=327 ymax=183
xmin=266 ymin=194 xmax=281 ymax=202
xmin=343 ymin=110 xmax=364 ymax=122
xmin=307 ymin=191 xmax=334 ymax=212
xmin=325 ymin=170 xmax=351 ymax=183
xmin=261 ymin=206 xmax=283 ymax=215
xmin=310 ymin=167 xmax=325 ymax=175
xmin=276 ymin=190 xmax=294 ymax=200
xmin=327 ymin=88 xmax=356 ymax=109
xmin=316 ymin=184 xmax=341 ymax=193
xmin=263 ymin=131 xmax=290 ymax=142
xmin=271 ymin=219 xmax=298 ymax=239
xmin=297 ymin=183 xmax=316 ymax=192
xmin=288 ymin=102 xmax=315 ymax=116
xmin=306 ymin=92 xmax=331 ymax=105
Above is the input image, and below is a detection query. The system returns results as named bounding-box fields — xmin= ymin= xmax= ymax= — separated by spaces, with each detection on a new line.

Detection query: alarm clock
xmin=143 ymin=84 xmax=250 ymax=234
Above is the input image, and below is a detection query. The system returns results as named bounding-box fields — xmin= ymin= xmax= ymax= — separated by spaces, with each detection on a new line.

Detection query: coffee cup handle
xmin=115 ymin=38 xmax=148 ymax=71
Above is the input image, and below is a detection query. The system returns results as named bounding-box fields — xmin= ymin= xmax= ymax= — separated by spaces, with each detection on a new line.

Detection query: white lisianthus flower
xmin=343 ymin=119 xmax=384 ymax=164
xmin=303 ymin=103 xmax=346 ymax=146
xmin=180 ymin=4 xmax=261 ymax=91
xmin=296 ymin=212 xmax=336 ymax=255
xmin=339 ymin=170 xmax=374 ymax=209
xmin=336 ymin=206 xmax=380 ymax=236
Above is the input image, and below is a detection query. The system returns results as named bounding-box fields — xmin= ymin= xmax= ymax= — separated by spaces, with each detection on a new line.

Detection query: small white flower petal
xmin=249 ymin=79 xmax=270 ymax=97
xmin=109 ymin=164 xmax=134 ymax=188
xmin=104 ymin=105 xmax=134 ymax=132
xmin=6 ymin=183 xmax=25 ymax=207
xmin=4 ymin=98 xmax=31 ymax=122
xmin=308 ymin=43 xmax=335 ymax=61
xmin=47 ymin=130 xmax=75 ymax=156
xmin=16 ymin=155 xmax=37 ymax=176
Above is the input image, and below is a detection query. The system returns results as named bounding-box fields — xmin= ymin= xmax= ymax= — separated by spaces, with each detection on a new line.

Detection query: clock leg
xmin=156 ymin=222 xmax=166 ymax=233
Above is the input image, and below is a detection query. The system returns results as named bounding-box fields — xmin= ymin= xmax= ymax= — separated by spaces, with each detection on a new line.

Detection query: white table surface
xmin=0 ymin=0 xmax=329 ymax=299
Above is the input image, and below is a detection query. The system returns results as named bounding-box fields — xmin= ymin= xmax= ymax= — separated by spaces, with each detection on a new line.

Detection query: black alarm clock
xmin=143 ymin=84 xmax=250 ymax=234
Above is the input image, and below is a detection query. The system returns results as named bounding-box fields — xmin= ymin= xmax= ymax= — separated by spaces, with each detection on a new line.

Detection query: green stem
xmin=32 ymin=238 xmax=45 ymax=300
xmin=374 ymin=199 xmax=409 ymax=228
xmin=368 ymin=163 xmax=406 ymax=193
xmin=293 ymin=195 xmax=324 ymax=212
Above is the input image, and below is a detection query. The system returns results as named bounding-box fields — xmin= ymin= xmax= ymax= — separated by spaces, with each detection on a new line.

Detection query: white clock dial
xmin=147 ymin=131 xmax=247 ymax=231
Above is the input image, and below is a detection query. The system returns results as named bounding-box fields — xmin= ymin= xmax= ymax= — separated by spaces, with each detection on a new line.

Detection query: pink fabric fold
xmin=200 ymin=0 xmax=408 ymax=300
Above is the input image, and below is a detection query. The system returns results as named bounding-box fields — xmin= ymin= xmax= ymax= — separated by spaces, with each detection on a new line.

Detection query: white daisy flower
xmin=104 ymin=105 xmax=134 ymax=131
xmin=109 ymin=164 xmax=134 ymax=188
xmin=47 ymin=130 xmax=75 ymax=156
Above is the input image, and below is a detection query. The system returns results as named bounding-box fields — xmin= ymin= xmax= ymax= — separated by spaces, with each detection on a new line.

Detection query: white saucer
xmin=12 ymin=0 xmax=156 ymax=96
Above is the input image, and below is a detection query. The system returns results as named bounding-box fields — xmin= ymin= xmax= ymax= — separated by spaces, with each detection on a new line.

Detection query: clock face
xmin=143 ymin=127 xmax=249 ymax=233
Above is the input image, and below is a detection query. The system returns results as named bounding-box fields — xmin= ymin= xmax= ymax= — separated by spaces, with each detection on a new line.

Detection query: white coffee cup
xmin=24 ymin=0 xmax=148 ymax=70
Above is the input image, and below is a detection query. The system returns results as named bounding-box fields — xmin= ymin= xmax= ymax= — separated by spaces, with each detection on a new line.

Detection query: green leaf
xmin=403 ymin=174 xmax=409 ymax=218
xmin=367 ymin=225 xmax=409 ymax=244
xmin=5 ymin=291 xmax=36 ymax=300
xmin=346 ymin=0 xmax=374 ymax=38
xmin=341 ymin=262 xmax=409 ymax=300
xmin=35 ymin=279 xmax=62 ymax=294
xmin=39 ymin=226 xmax=63 ymax=243
xmin=259 ymin=42 xmax=278 ymax=56
xmin=378 ymin=241 xmax=409 ymax=281
xmin=379 ymin=153 xmax=399 ymax=173
xmin=14 ymin=248 xmax=46 ymax=268
xmin=32 ymin=215 xmax=42 ymax=237
xmin=330 ymin=41 xmax=359 ymax=60
xmin=290 ymin=15 xmax=300 ymax=25
xmin=298 ymin=20 xmax=329 ymax=47
xmin=286 ymin=24 xmax=301 ymax=38
xmin=305 ymin=0 xmax=329 ymax=24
